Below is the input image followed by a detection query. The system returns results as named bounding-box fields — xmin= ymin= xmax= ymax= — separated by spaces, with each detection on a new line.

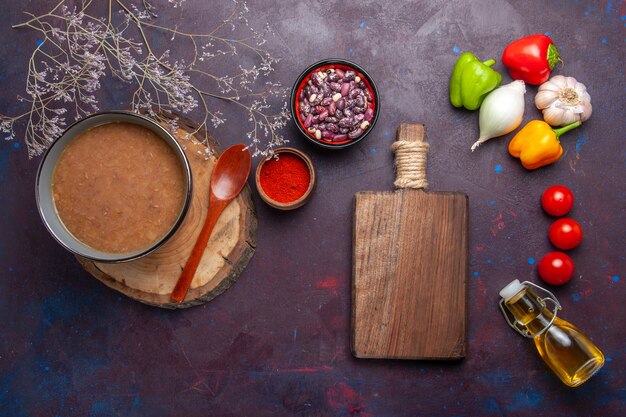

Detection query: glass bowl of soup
xmin=36 ymin=111 xmax=193 ymax=262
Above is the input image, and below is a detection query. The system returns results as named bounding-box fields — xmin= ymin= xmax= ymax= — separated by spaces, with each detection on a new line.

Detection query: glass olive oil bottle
xmin=499 ymin=280 xmax=604 ymax=387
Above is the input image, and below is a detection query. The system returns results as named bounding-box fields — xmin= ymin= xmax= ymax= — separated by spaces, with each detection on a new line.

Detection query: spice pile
xmin=259 ymin=153 xmax=311 ymax=204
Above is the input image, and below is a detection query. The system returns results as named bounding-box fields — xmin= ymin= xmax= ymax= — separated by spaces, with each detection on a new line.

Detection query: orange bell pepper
xmin=508 ymin=120 xmax=581 ymax=169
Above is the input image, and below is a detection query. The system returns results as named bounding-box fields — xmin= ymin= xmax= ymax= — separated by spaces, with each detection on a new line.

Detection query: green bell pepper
xmin=449 ymin=52 xmax=502 ymax=110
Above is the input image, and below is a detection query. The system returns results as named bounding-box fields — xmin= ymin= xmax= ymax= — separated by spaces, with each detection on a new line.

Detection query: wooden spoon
xmin=171 ymin=144 xmax=251 ymax=302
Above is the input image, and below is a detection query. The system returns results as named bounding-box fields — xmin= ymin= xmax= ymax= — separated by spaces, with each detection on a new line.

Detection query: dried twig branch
xmin=1 ymin=0 xmax=289 ymax=158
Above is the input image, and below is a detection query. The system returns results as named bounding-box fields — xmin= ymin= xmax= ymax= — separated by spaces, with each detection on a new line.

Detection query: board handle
xmin=391 ymin=123 xmax=429 ymax=190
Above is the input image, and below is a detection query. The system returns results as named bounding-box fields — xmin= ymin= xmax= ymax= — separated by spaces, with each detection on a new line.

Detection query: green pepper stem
xmin=482 ymin=59 xmax=496 ymax=67
xmin=553 ymin=121 xmax=581 ymax=138
xmin=547 ymin=44 xmax=562 ymax=70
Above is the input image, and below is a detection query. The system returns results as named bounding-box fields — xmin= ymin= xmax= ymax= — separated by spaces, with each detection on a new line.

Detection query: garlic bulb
xmin=535 ymin=75 xmax=592 ymax=126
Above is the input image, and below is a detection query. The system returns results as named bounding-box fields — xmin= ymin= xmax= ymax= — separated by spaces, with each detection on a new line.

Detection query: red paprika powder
xmin=259 ymin=153 xmax=310 ymax=203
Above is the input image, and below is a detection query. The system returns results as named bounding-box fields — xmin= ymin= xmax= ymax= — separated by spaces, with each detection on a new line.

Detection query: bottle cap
xmin=499 ymin=279 xmax=523 ymax=301
xmin=499 ymin=280 xmax=563 ymax=339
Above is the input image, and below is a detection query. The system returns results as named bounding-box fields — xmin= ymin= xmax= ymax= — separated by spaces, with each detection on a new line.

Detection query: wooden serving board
xmin=352 ymin=123 xmax=468 ymax=359
xmin=78 ymin=116 xmax=257 ymax=309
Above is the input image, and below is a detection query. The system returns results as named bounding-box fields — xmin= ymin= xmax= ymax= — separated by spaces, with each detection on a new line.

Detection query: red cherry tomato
xmin=549 ymin=218 xmax=583 ymax=250
xmin=541 ymin=185 xmax=574 ymax=216
xmin=538 ymin=252 xmax=575 ymax=285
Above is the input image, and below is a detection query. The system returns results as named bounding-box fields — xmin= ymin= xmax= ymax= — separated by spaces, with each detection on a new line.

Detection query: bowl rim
xmin=255 ymin=147 xmax=316 ymax=210
xmin=35 ymin=110 xmax=193 ymax=263
xmin=290 ymin=58 xmax=380 ymax=150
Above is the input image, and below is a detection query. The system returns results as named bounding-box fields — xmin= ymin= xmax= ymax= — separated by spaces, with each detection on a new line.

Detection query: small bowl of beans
xmin=291 ymin=59 xmax=379 ymax=149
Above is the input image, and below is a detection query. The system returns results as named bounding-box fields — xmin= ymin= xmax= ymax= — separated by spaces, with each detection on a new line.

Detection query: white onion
xmin=471 ymin=80 xmax=526 ymax=151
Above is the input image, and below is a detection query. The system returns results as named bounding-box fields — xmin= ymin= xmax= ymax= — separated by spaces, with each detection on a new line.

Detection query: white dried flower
xmin=2 ymin=0 xmax=288 ymax=159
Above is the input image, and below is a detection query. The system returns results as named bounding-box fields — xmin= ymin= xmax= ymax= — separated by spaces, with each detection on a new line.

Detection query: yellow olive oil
xmin=499 ymin=280 xmax=604 ymax=387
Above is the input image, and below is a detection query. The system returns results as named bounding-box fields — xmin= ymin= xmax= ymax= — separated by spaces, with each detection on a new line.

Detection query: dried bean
xmin=363 ymin=89 xmax=373 ymax=102
xmin=303 ymin=114 xmax=313 ymax=128
xmin=311 ymin=115 xmax=320 ymax=124
xmin=333 ymin=134 xmax=348 ymax=142
xmin=325 ymin=117 xmax=338 ymax=123
xmin=355 ymin=114 xmax=365 ymax=122
xmin=348 ymin=128 xmax=363 ymax=139
xmin=353 ymin=106 xmax=365 ymax=114
xmin=320 ymin=97 xmax=333 ymax=106
xmin=302 ymin=103 xmax=311 ymax=115
xmin=319 ymin=110 xmax=329 ymax=121
xmin=355 ymin=96 xmax=365 ymax=107
xmin=318 ymin=123 xmax=327 ymax=130
xmin=339 ymin=127 xmax=349 ymax=134
xmin=315 ymin=129 xmax=322 ymax=140
xmin=322 ymin=130 xmax=334 ymax=139
xmin=326 ymin=123 xmax=339 ymax=132
xmin=343 ymin=108 xmax=353 ymax=117
xmin=345 ymin=99 xmax=356 ymax=109
xmin=344 ymin=70 xmax=356 ymax=81
xmin=349 ymin=80 xmax=356 ymax=91
xmin=338 ymin=118 xmax=353 ymax=128
xmin=349 ymin=88 xmax=362 ymax=99
xmin=340 ymin=83 xmax=350 ymax=97
xmin=328 ymin=101 xmax=336 ymax=115
xmin=327 ymin=72 xmax=340 ymax=82
xmin=364 ymin=107 xmax=374 ymax=122
xmin=355 ymin=76 xmax=361 ymax=83
xmin=334 ymin=109 xmax=343 ymax=118
xmin=314 ymin=105 xmax=325 ymax=114
xmin=320 ymin=84 xmax=331 ymax=97
xmin=299 ymin=90 xmax=305 ymax=100
xmin=312 ymin=73 xmax=323 ymax=87
xmin=308 ymin=94 xmax=317 ymax=103
xmin=329 ymin=82 xmax=342 ymax=92
xmin=358 ymin=81 xmax=366 ymax=89
xmin=336 ymin=98 xmax=346 ymax=110
xmin=335 ymin=68 xmax=345 ymax=77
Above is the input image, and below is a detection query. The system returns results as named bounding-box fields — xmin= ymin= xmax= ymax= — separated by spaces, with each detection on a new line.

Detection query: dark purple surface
xmin=1 ymin=1 xmax=624 ymax=416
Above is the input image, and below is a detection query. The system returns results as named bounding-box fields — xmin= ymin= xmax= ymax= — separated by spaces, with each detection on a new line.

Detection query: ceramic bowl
xmin=255 ymin=147 xmax=316 ymax=210
xmin=290 ymin=58 xmax=380 ymax=149
xmin=36 ymin=111 xmax=193 ymax=263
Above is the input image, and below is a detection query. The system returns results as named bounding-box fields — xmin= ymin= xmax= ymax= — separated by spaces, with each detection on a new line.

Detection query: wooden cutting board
xmin=352 ymin=123 xmax=468 ymax=359
xmin=78 ymin=116 xmax=257 ymax=309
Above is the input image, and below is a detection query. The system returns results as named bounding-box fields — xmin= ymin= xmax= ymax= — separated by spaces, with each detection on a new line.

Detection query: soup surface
xmin=52 ymin=122 xmax=186 ymax=253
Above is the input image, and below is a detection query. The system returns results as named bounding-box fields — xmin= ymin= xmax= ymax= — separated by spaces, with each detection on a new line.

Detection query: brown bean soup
xmin=52 ymin=122 xmax=186 ymax=253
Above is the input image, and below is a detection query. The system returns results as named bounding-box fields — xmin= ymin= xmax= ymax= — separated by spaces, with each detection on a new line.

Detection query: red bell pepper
xmin=502 ymin=34 xmax=561 ymax=85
